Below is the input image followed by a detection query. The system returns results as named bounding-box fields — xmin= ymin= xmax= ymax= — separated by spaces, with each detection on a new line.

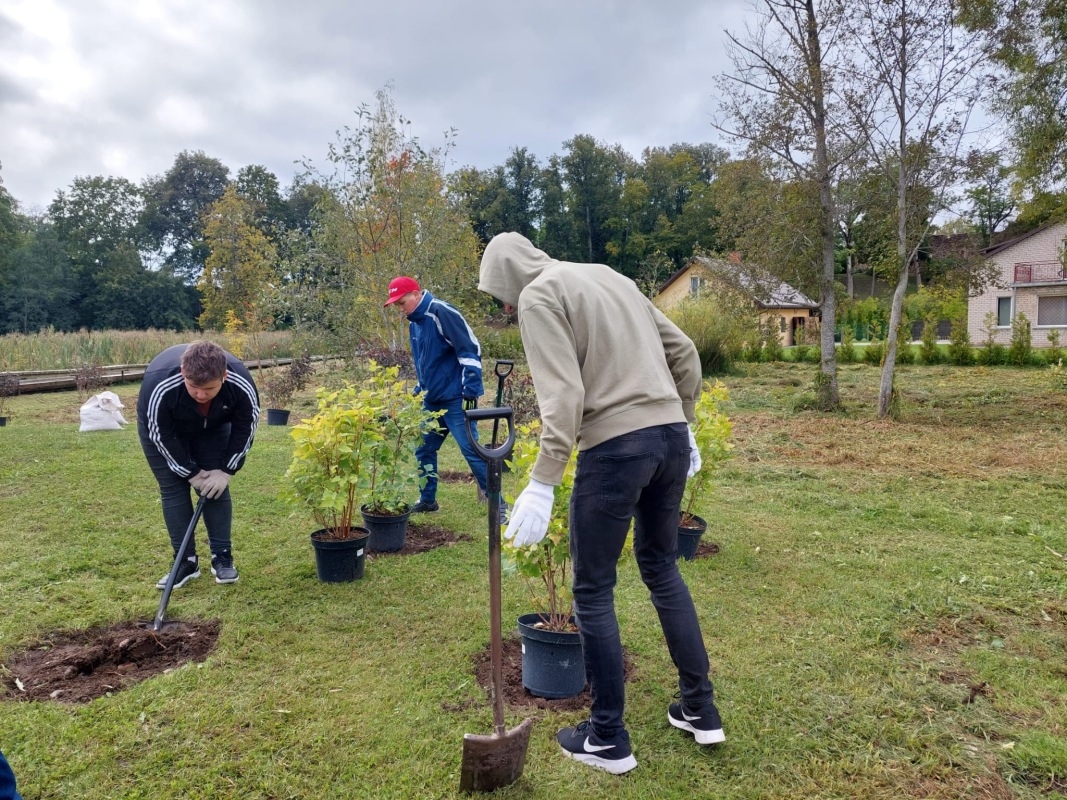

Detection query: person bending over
xmin=137 ymin=341 xmax=259 ymax=588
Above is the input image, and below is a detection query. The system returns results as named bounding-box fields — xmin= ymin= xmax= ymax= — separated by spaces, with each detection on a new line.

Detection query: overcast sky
xmin=0 ymin=0 xmax=754 ymax=212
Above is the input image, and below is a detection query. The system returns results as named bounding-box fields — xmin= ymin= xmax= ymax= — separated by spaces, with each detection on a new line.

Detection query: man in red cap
xmin=385 ymin=276 xmax=499 ymax=518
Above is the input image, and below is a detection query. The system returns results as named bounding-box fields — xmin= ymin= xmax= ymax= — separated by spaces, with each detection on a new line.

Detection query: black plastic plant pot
xmin=516 ymin=612 xmax=585 ymax=699
xmin=310 ymin=528 xmax=370 ymax=582
xmin=677 ymin=514 xmax=706 ymax=561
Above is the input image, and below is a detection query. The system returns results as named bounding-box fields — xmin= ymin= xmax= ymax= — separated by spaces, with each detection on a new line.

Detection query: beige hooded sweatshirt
xmin=478 ymin=232 xmax=702 ymax=485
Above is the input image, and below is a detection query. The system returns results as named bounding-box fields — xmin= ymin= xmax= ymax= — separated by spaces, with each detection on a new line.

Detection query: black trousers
xmin=138 ymin=421 xmax=233 ymax=556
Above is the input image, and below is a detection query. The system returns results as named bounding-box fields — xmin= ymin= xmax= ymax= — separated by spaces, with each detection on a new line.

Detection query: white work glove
xmin=200 ymin=469 xmax=232 ymax=500
xmin=687 ymin=426 xmax=702 ymax=478
xmin=505 ymin=479 xmax=555 ymax=547
xmin=189 ymin=470 xmax=210 ymax=493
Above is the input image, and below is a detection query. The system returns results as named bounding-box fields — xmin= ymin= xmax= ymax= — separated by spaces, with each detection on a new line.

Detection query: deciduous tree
xmin=199 ymin=185 xmax=279 ymax=357
xmin=143 ymin=150 xmax=230 ymax=280
xmin=959 ymin=0 xmax=1067 ymax=184
xmin=848 ymin=0 xmax=985 ymax=417
xmin=300 ymin=87 xmax=482 ymax=357
xmin=716 ymin=0 xmax=859 ymax=410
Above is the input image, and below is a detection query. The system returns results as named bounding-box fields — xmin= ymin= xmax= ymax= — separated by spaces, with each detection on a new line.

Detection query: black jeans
xmin=138 ymin=421 xmax=233 ymax=556
xmin=570 ymin=423 xmax=715 ymax=739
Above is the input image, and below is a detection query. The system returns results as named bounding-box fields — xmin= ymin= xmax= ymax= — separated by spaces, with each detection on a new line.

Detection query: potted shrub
xmin=357 ymin=362 xmax=441 ymax=552
xmin=678 ymin=380 xmax=733 ymax=559
xmin=0 ymin=373 xmax=17 ymax=426
xmin=261 ymin=353 xmax=314 ymax=426
xmin=281 ymin=379 xmax=376 ymax=582
xmin=281 ymin=361 xmax=438 ymax=572
xmin=505 ymin=421 xmax=585 ymax=699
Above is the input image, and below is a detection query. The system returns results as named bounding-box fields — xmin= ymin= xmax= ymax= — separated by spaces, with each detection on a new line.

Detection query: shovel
xmin=151 ymin=494 xmax=206 ymax=632
xmin=490 ymin=360 xmax=513 ymax=447
xmin=460 ymin=406 xmax=533 ymax=793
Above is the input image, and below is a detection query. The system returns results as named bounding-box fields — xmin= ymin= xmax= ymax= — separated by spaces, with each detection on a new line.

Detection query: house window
xmin=1037 ymin=295 xmax=1067 ymax=326
xmin=689 ymin=276 xmax=704 ymax=296
xmin=997 ymin=297 xmax=1012 ymax=327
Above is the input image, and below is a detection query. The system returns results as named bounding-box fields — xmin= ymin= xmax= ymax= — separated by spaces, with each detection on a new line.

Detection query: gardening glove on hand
xmin=687 ymin=425 xmax=702 ymax=478
xmin=505 ymin=479 xmax=554 ymax=546
xmin=200 ymin=469 xmax=231 ymax=500
xmin=463 ymin=396 xmax=477 ymax=411
xmin=189 ymin=470 xmax=210 ymax=493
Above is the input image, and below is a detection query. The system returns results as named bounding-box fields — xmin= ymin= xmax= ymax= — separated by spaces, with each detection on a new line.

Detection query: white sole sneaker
xmin=668 ymin=712 xmax=726 ymax=745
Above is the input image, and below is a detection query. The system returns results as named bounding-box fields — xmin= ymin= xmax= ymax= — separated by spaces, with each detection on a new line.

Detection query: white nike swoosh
xmin=682 ymin=711 xmax=703 ymax=722
xmin=583 ymin=737 xmax=615 ymax=753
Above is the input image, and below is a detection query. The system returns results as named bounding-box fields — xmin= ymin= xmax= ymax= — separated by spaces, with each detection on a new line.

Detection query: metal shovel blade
xmin=459 ymin=717 xmax=533 ymax=793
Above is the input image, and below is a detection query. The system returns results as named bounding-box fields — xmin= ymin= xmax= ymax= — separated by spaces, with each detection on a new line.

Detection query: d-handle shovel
xmin=459 ymin=406 xmax=532 ymax=793
xmin=490 ymin=360 xmax=514 ymax=448
xmin=151 ymin=494 xmax=206 ymax=632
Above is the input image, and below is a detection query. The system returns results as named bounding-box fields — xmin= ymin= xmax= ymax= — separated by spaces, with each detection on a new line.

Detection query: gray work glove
xmin=189 ymin=470 xmax=211 ymax=493
xmin=200 ymin=469 xmax=231 ymax=500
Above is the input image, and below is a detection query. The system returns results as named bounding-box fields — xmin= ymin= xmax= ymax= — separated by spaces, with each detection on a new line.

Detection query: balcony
xmin=1013 ymin=261 xmax=1067 ymax=284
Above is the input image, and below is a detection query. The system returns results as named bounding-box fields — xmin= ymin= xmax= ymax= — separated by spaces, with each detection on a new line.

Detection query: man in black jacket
xmin=137 ymin=341 xmax=259 ymax=588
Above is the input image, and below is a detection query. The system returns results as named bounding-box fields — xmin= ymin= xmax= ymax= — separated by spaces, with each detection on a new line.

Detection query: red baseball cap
xmin=384 ymin=276 xmax=420 ymax=306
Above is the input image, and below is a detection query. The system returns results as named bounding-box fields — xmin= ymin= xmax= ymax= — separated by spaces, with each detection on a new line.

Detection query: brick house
xmin=656 ymin=255 xmax=820 ymax=346
xmin=967 ymin=221 xmax=1067 ymax=348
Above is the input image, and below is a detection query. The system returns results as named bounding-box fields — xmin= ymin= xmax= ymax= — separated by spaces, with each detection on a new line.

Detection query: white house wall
xmin=968 ymin=222 xmax=1067 ymax=347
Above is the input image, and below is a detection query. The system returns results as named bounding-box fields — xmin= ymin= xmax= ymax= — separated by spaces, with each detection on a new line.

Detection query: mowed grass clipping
xmin=0 ymin=362 xmax=1065 ymax=799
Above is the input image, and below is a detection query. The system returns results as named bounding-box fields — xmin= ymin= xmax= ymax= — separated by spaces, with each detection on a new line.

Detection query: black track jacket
xmin=136 ymin=344 xmax=260 ymax=479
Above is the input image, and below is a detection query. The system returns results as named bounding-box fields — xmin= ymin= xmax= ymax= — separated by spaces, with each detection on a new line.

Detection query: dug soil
xmin=369 ymin=521 xmax=472 ymax=556
xmin=2 ymin=522 xmax=703 ymax=709
xmin=2 ymin=524 xmax=467 ymax=706
xmin=2 ymin=619 xmax=220 ymax=703
xmin=470 ymin=636 xmax=637 ymax=712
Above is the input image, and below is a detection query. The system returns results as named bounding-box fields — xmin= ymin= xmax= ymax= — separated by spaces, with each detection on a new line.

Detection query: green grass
xmin=2 ymin=363 xmax=1066 ymax=798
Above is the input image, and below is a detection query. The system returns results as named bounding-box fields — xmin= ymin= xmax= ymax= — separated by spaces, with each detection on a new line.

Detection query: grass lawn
xmin=1 ymin=362 xmax=1066 ymax=799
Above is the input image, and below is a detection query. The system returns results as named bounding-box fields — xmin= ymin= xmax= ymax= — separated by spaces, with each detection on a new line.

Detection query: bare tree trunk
xmin=846 ymin=251 xmax=854 ymax=298
xmin=877 ymin=262 xmax=910 ymax=416
xmin=806 ymin=0 xmax=840 ymax=410
xmin=585 ymin=204 xmax=594 ymax=262
xmin=878 ymin=153 xmax=910 ymax=418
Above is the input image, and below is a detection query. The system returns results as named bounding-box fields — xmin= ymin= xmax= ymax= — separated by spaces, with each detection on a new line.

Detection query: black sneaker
xmin=411 ymin=500 xmax=439 ymax=513
xmin=156 ymin=555 xmax=200 ymax=590
xmin=210 ymin=549 xmax=239 ymax=584
xmin=668 ymin=700 xmax=725 ymax=745
xmin=556 ymin=721 xmax=638 ymax=775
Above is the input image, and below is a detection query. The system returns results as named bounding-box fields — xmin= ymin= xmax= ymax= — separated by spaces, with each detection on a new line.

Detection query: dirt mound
xmin=369 ymin=521 xmax=472 ymax=557
xmin=3 ymin=619 xmax=220 ymax=704
xmin=468 ymin=636 xmax=636 ymax=712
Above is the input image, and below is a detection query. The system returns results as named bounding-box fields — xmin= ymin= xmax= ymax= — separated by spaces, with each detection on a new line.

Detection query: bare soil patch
xmin=2 ymin=619 xmax=220 ymax=704
xmin=440 ymin=469 xmax=476 ymax=484
xmin=465 ymin=635 xmax=636 ymax=712
xmin=693 ymin=540 xmax=721 ymax=559
xmin=368 ymin=521 xmax=471 ymax=557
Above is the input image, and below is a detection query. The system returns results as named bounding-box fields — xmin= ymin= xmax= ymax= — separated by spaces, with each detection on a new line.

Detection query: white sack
xmin=79 ymin=390 xmax=129 ymax=432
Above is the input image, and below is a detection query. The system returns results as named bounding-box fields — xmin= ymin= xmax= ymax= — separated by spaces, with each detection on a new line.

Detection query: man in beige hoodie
xmin=478 ymin=232 xmax=724 ymax=775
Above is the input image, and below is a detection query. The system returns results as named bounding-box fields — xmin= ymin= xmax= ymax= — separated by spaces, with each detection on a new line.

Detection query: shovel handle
xmin=465 ymin=406 xmax=514 ymax=736
xmin=465 ymin=407 xmax=514 ymax=477
xmin=153 ymin=494 xmax=206 ymax=631
xmin=491 ymin=361 xmax=514 ymax=446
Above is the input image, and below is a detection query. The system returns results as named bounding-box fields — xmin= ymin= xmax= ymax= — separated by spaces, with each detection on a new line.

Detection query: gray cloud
xmin=0 ymin=0 xmax=749 ymax=210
